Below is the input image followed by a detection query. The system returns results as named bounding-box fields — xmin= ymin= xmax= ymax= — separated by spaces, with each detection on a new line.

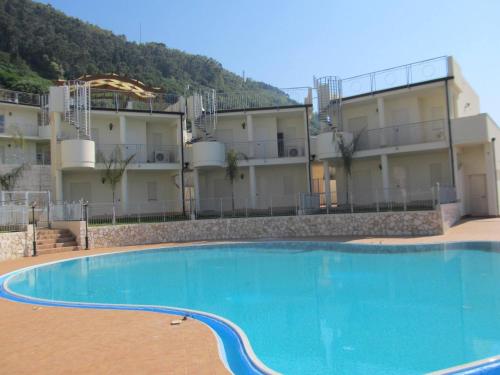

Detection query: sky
xmin=40 ymin=0 xmax=500 ymax=121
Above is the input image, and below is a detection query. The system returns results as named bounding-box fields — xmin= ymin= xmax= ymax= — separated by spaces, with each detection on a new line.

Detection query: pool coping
xmin=2 ymin=240 xmax=500 ymax=375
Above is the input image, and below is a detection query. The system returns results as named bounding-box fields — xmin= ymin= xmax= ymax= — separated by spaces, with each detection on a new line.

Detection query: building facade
xmin=0 ymin=56 xmax=498 ymax=219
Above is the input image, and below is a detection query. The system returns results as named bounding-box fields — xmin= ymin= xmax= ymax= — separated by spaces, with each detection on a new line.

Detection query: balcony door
xmin=468 ymin=174 xmax=488 ymax=216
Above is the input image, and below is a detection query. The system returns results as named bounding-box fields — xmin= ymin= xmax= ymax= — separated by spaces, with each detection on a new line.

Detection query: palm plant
xmin=337 ymin=130 xmax=364 ymax=203
xmin=99 ymin=147 xmax=135 ymax=224
xmin=225 ymin=149 xmax=247 ymax=214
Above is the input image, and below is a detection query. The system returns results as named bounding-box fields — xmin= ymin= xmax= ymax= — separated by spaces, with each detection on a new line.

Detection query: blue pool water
xmin=5 ymin=241 xmax=500 ymax=375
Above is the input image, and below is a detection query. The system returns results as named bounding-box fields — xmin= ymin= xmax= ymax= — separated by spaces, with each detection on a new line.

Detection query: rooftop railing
xmin=216 ymin=87 xmax=312 ymax=111
xmin=90 ymin=89 xmax=185 ymax=113
xmin=95 ymin=144 xmax=180 ymax=164
xmin=0 ymin=88 xmax=41 ymax=106
xmin=341 ymin=56 xmax=449 ymax=98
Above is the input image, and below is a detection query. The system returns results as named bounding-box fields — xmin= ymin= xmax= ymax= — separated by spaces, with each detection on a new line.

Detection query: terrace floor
xmin=0 ymin=217 xmax=499 ymax=374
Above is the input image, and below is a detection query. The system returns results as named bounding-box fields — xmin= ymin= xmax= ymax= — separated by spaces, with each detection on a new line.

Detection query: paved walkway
xmin=0 ymin=217 xmax=499 ymax=374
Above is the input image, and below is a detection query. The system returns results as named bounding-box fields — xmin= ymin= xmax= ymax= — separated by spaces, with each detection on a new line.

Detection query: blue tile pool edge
xmin=3 ymin=240 xmax=500 ymax=375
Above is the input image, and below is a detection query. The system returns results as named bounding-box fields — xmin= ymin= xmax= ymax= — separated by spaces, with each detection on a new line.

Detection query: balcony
xmin=224 ymin=139 xmax=306 ymax=161
xmin=316 ymin=120 xmax=446 ymax=160
xmin=96 ymin=144 xmax=180 ymax=166
xmin=60 ymin=139 xmax=95 ymax=169
xmin=0 ymin=88 xmax=41 ymax=107
xmin=0 ymin=151 xmax=51 ymax=165
xmin=192 ymin=141 xmax=226 ymax=168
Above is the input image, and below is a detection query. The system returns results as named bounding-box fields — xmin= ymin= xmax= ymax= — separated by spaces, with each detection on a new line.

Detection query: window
xmin=147 ymin=181 xmax=158 ymax=201
xmin=0 ymin=114 xmax=5 ymax=133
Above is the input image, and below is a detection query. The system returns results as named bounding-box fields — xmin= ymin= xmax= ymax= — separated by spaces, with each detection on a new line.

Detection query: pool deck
xmin=0 ymin=217 xmax=499 ymax=374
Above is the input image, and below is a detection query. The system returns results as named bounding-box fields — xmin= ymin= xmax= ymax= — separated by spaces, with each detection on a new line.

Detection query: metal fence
xmin=356 ymin=119 xmax=446 ymax=151
xmin=95 ymin=144 xmax=179 ymax=164
xmin=224 ymin=139 xmax=306 ymax=159
xmin=0 ymin=88 xmax=41 ymax=106
xmin=341 ymin=56 xmax=449 ymax=98
xmin=90 ymin=89 xmax=185 ymax=113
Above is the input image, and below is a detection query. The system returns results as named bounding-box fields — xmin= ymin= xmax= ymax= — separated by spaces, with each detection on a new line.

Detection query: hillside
xmin=0 ymin=0 xmax=284 ymax=98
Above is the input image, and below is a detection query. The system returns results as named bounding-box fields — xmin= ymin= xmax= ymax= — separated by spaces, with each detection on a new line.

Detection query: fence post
xmin=270 ymin=196 xmax=273 ymax=217
xmin=350 ymin=192 xmax=354 ymax=214
xmin=245 ymin=198 xmax=248 ymax=217
xmin=402 ymin=188 xmax=407 ymax=211
xmin=220 ymin=198 xmax=223 ymax=218
xmin=31 ymin=203 xmax=37 ymax=256
xmin=326 ymin=192 xmax=330 ymax=214
xmin=83 ymin=201 xmax=89 ymax=250
xmin=436 ymin=182 xmax=441 ymax=207
xmin=375 ymin=188 xmax=380 ymax=212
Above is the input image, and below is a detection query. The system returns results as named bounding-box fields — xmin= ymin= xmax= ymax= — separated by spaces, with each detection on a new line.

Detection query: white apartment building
xmin=0 ymin=89 xmax=51 ymax=193
xmin=312 ymin=56 xmax=500 ymax=217
xmin=189 ymin=94 xmax=312 ymax=215
xmin=0 ymin=56 xmax=498 ymax=220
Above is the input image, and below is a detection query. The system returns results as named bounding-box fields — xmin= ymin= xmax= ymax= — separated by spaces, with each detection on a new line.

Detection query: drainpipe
xmin=492 ymin=137 xmax=499 ymax=215
xmin=305 ymin=105 xmax=312 ymax=193
xmin=444 ymin=79 xmax=456 ymax=187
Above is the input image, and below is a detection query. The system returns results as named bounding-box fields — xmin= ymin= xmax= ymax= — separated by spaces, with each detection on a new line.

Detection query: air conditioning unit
xmin=288 ymin=147 xmax=300 ymax=157
xmin=154 ymin=151 xmax=167 ymax=163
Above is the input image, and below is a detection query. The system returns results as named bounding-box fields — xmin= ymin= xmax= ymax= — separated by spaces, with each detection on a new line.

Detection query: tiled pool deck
xmin=1 ymin=217 xmax=499 ymax=374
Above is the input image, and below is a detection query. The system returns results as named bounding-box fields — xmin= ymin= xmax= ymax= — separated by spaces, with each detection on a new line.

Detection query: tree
xmin=337 ymin=130 xmax=364 ymax=204
xmin=98 ymin=147 xmax=134 ymax=224
xmin=225 ymin=149 xmax=247 ymax=214
xmin=0 ymin=163 xmax=27 ymax=192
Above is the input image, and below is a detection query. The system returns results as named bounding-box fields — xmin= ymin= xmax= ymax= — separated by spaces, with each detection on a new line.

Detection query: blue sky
xmin=41 ymin=0 xmax=500 ymax=121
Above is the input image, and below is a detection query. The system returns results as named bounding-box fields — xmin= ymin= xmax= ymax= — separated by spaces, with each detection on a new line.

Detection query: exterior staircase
xmin=36 ymin=229 xmax=79 ymax=255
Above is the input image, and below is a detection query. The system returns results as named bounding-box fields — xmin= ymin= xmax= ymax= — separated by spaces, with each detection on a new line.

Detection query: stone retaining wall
xmin=0 ymin=231 xmax=28 ymax=261
xmin=87 ymin=210 xmax=443 ymax=249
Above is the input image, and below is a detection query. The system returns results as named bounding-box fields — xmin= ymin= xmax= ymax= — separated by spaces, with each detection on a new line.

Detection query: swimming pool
xmin=3 ymin=241 xmax=500 ymax=374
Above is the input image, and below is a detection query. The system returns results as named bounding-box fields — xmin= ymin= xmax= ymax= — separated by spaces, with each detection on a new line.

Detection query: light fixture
xmin=241 ymin=122 xmax=246 ymax=129
xmin=109 ymin=123 xmax=114 ymax=131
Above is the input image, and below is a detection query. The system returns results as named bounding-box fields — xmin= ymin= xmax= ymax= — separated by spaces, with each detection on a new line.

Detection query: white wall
xmin=0 ymin=104 xmax=40 ymax=137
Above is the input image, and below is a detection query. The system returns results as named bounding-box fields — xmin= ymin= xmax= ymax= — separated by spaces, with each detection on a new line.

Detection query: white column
xmin=377 ymin=97 xmax=386 ymax=146
xmin=381 ymin=154 xmax=390 ymax=201
xmin=323 ymin=160 xmax=331 ymax=207
xmin=54 ymin=170 xmax=63 ymax=203
xmin=246 ymin=114 xmax=254 ymax=158
xmin=193 ymin=168 xmax=200 ymax=211
xmin=484 ymin=143 xmax=498 ymax=216
xmin=50 ymin=112 xmax=63 ymax=202
xmin=249 ymin=165 xmax=257 ymax=209
xmin=119 ymin=115 xmax=127 ymax=144
xmin=120 ymin=170 xmax=128 ymax=212
xmin=304 ymin=109 xmax=311 ymax=193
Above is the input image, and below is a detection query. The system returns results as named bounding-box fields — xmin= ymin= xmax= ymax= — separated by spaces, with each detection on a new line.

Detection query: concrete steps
xmin=35 ymin=229 xmax=79 ymax=255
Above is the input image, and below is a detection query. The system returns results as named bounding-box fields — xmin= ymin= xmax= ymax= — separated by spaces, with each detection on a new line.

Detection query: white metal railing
xmin=341 ymin=56 xmax=449 ymax=98
xmin=0 ymin=204 xmax=28 ymax=232
xmin=355 ymin=119 xmax=446 ymax=150
xmin=95 ymin=144 xmax=179 ymax=164
xmin=0 ymin=88 xmax=41 ymax=106
xmin=224 ymin=138 xmax=306 ymax=159
xmin=0 ymin=151 xmax=51 ymax=165
xmin=90 ymin=89 xmax=185 ymax=113
xmin=216 ymin=87 xmax=312 ymax=111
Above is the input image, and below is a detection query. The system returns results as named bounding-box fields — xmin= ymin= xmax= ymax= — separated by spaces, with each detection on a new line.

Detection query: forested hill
xmin=0 ymin=0 xmax=283 ymax=97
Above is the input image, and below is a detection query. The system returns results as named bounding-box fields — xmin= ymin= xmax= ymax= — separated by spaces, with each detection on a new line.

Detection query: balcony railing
xmin=90 ymin=89 xmax=185 ymax=113
xmin=355 ymin=119 xmax=446 ymax=151
xmin=225 ymin=138 xmax=306 ymax=160
xmin=341 ymin=56 xmax=449 ymax=98
xmin=0 ymin=88 xmax=41 ymax=106
xmin=0 ymin=152 xmax=51 ymax=165
xmin=95 ymin=144 xmax=179 ymax=164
